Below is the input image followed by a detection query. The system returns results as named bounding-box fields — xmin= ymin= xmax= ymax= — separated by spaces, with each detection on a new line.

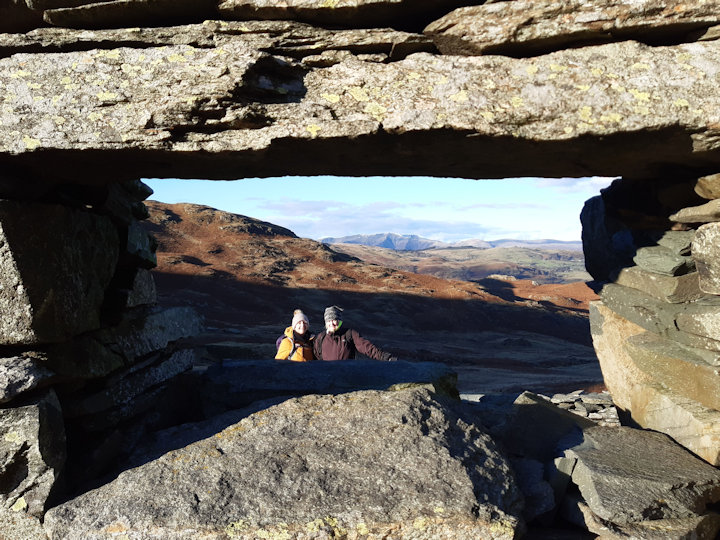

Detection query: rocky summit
xmin=2 ymin=0 xmax=720 ymax=539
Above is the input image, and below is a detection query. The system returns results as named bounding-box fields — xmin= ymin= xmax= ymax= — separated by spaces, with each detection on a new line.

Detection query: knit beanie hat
xmin=324 ymin=305 xmax=343 ymax=323
xmin=292 ymin=309 xmax=309 ymax=327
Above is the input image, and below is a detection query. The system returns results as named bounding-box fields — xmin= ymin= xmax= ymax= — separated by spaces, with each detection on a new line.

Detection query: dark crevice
xmin=0 ymin=39 xmax=216 ymax=60
xmin=233 ymin=55 xmax=308 ymax=104
xmin=468 ymin=23 xmax=720 ymax=59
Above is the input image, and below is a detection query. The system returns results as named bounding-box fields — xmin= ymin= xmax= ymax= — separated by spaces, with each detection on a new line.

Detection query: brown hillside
xmin=143 ymin=201 xmax=602 ymax=394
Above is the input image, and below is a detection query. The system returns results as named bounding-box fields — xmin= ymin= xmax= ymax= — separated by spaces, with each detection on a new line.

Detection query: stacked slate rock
xmin=0 ymin=180 xmax=201 ymax=532
xmin=583 ymin=174 xmax=720 ymax=466
xmin=466 ymin=390 xmax=720 ymax=539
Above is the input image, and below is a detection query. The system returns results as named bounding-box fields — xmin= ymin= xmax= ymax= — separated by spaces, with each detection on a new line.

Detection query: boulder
xmin=200 ymin=358 xmax=458 ymax=415
xmin=496 ymin=391 xmax=595 ymax=462
xmin=425 ymin=0 xmax=720 ymax=57
xmin=0 ymin=201 xmax=118 ymax=345
xmin=566 ymin=425 xmax=720 ymax=524
xmin=0 ymin=389 xmax=65 ymax=518
xmin=43 ymin=387 xmax=525 ymax=539
xmin=691 ymin=222 xmax=720 ymax=294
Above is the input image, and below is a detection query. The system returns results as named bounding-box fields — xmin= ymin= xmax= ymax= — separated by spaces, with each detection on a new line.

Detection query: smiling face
xmin=293 ymin=320 xmax=308 ymax=335
xmin=325 ymin=319 xmax=340 ymax=334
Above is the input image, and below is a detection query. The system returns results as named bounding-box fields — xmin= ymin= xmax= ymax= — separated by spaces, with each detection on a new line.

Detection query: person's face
xmin=325 ymin=319 xmax=340 ymax=334
xmin=293 ymin=320 xmax=308 ymax=335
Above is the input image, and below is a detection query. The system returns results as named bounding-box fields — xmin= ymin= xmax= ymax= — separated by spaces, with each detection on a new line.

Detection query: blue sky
xmin=143 ymin=176 xmax=615 ymax=243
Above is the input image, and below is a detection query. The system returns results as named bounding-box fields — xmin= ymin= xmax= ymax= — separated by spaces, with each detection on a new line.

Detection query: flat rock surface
xmin=567 ymin=425 xmax=720 ymax=524
xmin=44 ymin=387 xmax=524 ymax=539
xmin=612 ymin=265 xmax=702 ymax=304
xmin=200 ymin=358 xmax=459 ymax=414
xmin=1 ymin=28 xmax=720 ymax=182
xmin=425 ymin=0 xmax=720 ymax=56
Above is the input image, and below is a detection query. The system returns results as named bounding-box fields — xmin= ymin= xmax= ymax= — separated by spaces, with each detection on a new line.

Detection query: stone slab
xmin=577 ymin=502 xmax=720 ymax=540
xmin=651 ymin=229 xmax=695 ymax=256
xmin=612 ymin=265 xmax=702 ymax=303
xmin=425 ymin=0 xmax=720 ymax=56
xmin=0 ymin=201 xmax=118 ymax=345
xmin=598 ymin=283 xmax=720 ymax=351
xmin=2 ymin=34 xmax=720 ymax=182
xmin=671 ymin=198 xmax=720 ymax=223
xmin=590 ymin=302 xmax=720 ymax=465
xmin=632 ymin=245 xmax=695 ymax=276
xmin=588 ymin=301 xmax=652 ymax=411
xmin=691 ymin=222 xmax=720 ymax=294
xmin=64 ymin=348 xmax=194 ymax=422
xmin=630 ymin=382 xmax=720 ymax=466
xmin=200 ymin=358 xmax=458 ymax=416
xmin=43 ymin=0 xmax=217 ymax=29
xmin=566 ymin=425 xmax=720 ymax=524
xmin=93 ymin=305 xmax=202 ymax=362
xmin=625 ymin=330 xmax=720 ymax=410
xmin=45 ymin=305 xmax=201 ymax=381
xmin=497 ymin=391 xmax=595 ymax=462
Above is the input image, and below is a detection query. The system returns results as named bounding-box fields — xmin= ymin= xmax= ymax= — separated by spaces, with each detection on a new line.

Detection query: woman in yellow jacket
xmin=275 ymin=309 xmax=315 ymax=362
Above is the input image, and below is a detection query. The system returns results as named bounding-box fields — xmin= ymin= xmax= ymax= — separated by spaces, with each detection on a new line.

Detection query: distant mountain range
xmin=321 ymin=233 xmax=583 ymax=252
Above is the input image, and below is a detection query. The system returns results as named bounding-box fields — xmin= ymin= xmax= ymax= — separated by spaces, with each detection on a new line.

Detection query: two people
xmin=275 ymin=305 xmax=397 ymax=362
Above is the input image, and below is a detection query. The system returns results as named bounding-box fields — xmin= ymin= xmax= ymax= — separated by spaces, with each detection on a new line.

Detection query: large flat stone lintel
xmin=1 ymin=37 xmax=720 ymax=183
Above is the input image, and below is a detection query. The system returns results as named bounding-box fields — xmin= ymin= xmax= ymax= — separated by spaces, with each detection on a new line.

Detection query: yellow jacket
xmin=275 ymin=326 xmax=314 ymax=362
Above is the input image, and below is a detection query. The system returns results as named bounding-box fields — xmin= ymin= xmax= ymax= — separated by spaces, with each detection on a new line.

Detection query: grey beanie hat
xmin=324 ymin=305 xmax=343 ymax=323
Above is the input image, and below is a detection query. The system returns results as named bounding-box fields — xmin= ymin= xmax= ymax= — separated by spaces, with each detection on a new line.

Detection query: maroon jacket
xmin=313 ymin=327 xmax=393 ymax=361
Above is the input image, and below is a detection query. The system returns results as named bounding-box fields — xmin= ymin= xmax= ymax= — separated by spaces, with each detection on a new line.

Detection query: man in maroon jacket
xmin=313 ymin=305 xmax=397 ymax=362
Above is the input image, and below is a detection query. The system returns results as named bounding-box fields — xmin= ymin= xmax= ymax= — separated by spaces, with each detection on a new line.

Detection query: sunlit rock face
xmin=2 ymin=0 xmax=720 ymax=538
xmin=44 ymin=388 xmax=525 ymax=540
xmin=2 ymin=8 xmax=720 ymax=185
